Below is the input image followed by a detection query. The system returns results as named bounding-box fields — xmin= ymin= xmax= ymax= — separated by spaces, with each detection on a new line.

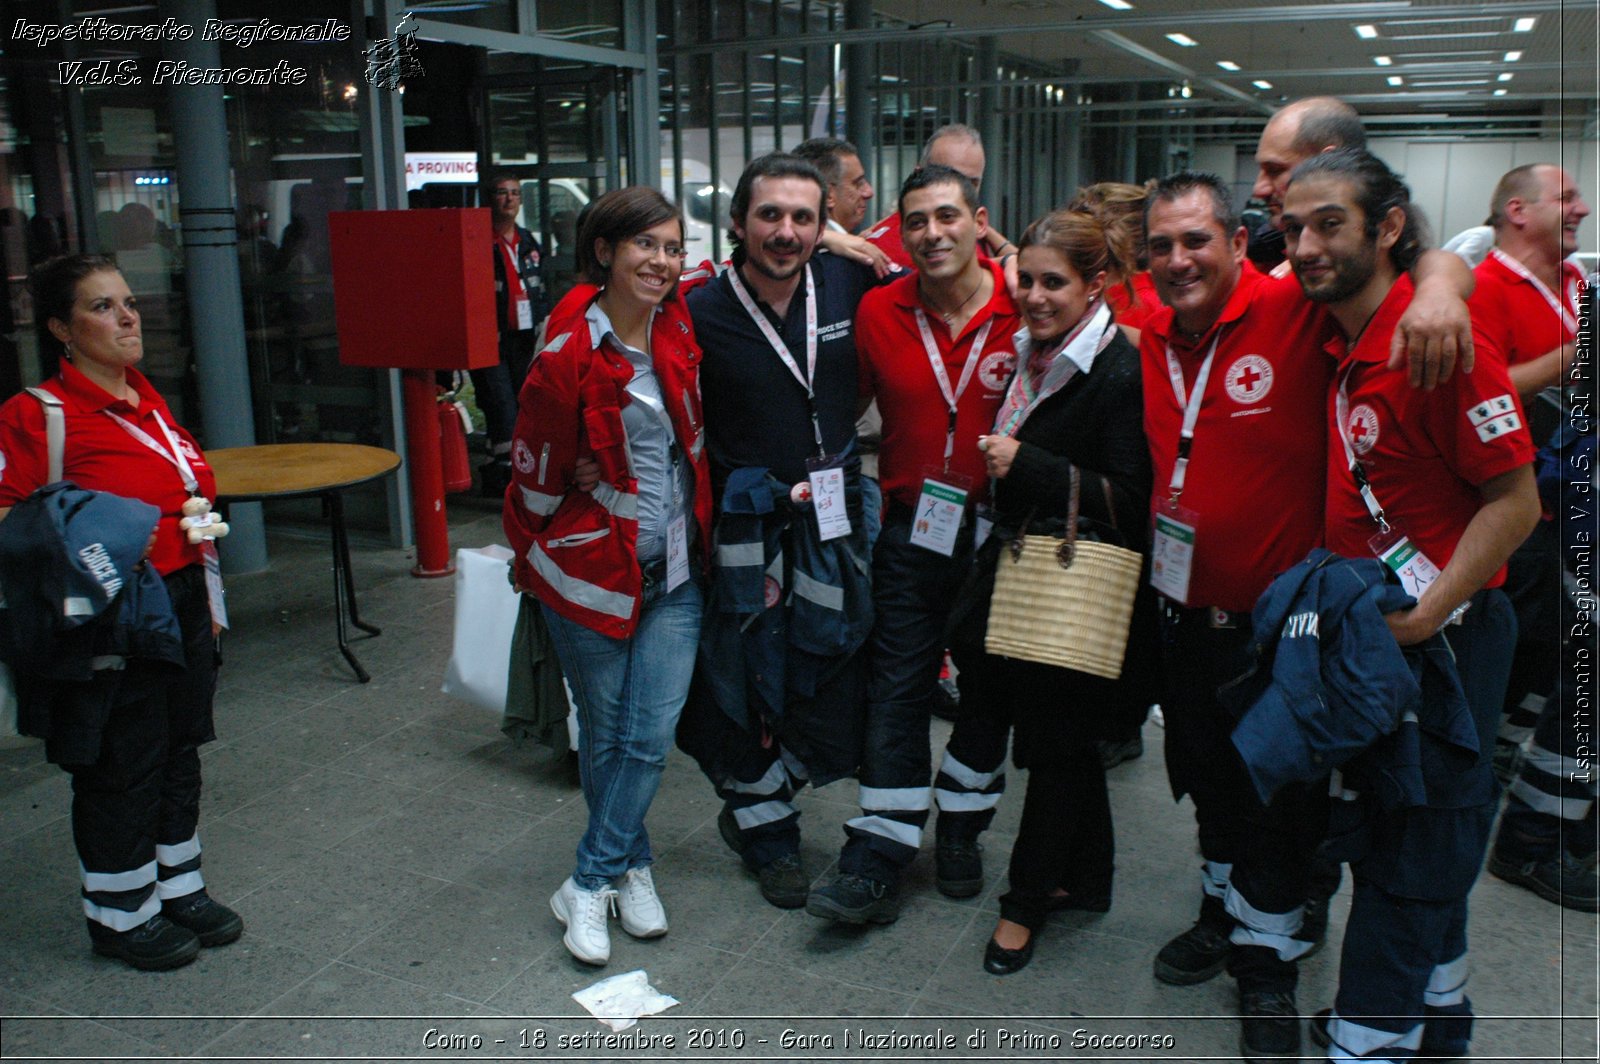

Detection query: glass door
xmin=483 ymin=64 xmax=626 ymax=304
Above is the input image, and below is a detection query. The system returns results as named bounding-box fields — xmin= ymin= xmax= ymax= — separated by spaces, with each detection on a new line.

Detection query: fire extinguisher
xmin=438 ymin=389 xmax=473 ymax=494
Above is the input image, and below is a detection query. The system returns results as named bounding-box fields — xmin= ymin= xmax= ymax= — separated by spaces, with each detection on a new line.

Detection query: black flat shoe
xmin=983 ymin=932 xmax=1036 ymax=975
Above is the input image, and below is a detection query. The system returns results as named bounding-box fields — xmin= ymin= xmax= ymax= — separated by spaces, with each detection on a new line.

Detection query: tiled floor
xmin=1 ymin=503 xmax=1596 ymax=1062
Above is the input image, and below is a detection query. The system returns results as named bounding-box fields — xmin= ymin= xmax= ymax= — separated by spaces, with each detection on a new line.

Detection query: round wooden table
xmin=210 ymin=444 xmax=402 ymax=683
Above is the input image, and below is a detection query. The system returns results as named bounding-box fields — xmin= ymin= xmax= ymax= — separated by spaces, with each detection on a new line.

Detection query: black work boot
xmin=162 ymin=889 xmax=244 ymax=946
xmin=718 ymin=807 xmax=809 ymax=909
xmin=88 ymin=914 xmax=200 ymax=971
xmin=1238 ymin=986 xmax=1301 ymax=1061
xmin=805 ymin=872 xmax=901 ymax=924
xmin=1153 ymin=893 xmax=1233 ymax=985
xmin=934 ymin=817 xmax=984 ymax=898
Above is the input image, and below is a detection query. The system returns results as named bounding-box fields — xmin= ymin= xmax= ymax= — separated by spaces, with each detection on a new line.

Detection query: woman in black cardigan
xmin=953 ymin=209 xmax=1157 ymax=974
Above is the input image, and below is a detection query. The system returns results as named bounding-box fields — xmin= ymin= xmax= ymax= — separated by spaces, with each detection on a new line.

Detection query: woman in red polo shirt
xmin=0 ymin=254 xmax=239 ymax=971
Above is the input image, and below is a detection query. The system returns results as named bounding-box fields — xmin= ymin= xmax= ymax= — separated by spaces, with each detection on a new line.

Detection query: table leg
xmin=328 ymin=491 xmax=379 ymax=683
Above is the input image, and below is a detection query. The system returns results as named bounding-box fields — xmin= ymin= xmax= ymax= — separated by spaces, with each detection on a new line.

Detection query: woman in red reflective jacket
xmin=502 ymin=187 xmax=712 ymax=966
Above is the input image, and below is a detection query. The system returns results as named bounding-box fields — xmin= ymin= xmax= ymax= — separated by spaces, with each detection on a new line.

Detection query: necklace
xmin=923 ymin=274 xmax=984 ymax=324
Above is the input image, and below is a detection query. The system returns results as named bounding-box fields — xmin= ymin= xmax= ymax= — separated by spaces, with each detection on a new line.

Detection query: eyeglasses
xmin=630 ymin=234 xmax=687 ymax=260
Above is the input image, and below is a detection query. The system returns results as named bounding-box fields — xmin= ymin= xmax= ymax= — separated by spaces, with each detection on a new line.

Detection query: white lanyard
xmin=103 ymin=408 xmax=200 ymax=495
xmin=1335 ymin=363 xmax=1389 ymax=532
xmin=1162 ymin=330 xmax=1222 ymax=500
xmin=1491 ymin=249 xmax=1579 ymax=335
xmin=913 ymin=308 xmax=989 ymax=468
xmin=728 ymin=264 xmax=825 ymax=455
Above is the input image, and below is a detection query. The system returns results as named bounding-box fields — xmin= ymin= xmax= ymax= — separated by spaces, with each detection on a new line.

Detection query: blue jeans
xmin=541 ymin=574 xmax=703 ymax=890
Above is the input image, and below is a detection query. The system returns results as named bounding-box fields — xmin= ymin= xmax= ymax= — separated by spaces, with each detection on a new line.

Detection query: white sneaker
xmin=616 ymin=866 xmax=668 ymax=939
xmin=550 ymin=877 xmax=616 ymax=965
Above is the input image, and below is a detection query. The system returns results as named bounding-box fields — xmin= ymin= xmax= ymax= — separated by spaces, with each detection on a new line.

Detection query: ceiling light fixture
xmin=1498 ymin=72 xmax=1513 ymax=82
xmin=1354 ymin=24 xmax=1378 ymax=39
xmin=1095 ymin=0 xmax=1134 ymax=9
xmin=1387 ymin=76 xmax=1403 ymax=86
xmin=1493 ymin=88 xmax=1508 ymax=96
xmin=1513 ymin=17 xmax=1536 ymax=32
xmin=1374 ymin=56 xmax=1393 ymax=66
xmin=1504 ymin=50 xmax=1523 ymax=62
xmin=1253 ymin=80 xmax=1273 ymax=90
xmin=1216 ymin=60 xmax=1240 ymax=71
xmin=1166 ymin=33 xmax=1198 ymax=47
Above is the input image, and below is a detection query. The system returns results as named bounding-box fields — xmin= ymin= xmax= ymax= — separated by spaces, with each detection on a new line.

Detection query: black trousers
xmin=999 ymin=733 xmax=1112 ymax=929
xmin=471 ymin=329 xmax=537 ymax=453
xmin=840 ymin=507 xmax=1009 ymax=881
xmin=69 ymin=566 xmax=218 ymax=931
xmin=1160 ymin=611 xmax=1322 ymax=993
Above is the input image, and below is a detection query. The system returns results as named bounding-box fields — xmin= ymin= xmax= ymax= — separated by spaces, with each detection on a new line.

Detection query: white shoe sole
xmin=619 ymin=915 xmax=668 ymax=939
xmin=549 ymin=888 xmax=609 ymax=965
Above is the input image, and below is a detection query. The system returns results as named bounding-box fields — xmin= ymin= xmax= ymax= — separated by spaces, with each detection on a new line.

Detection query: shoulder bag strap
xmin=1057 ymin=464 xmax=1081 ymax=568
xmin=24 ymin=388 xmax=64 ymax=484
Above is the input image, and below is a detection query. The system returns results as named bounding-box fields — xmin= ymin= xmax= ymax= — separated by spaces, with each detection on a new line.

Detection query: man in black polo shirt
xmin=678 ymin=153 xmax=881 ymax=910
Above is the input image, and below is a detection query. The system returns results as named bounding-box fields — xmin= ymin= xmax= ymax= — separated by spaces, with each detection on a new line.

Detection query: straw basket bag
xmin=985 ymin=466 xmax=1142 ymax=679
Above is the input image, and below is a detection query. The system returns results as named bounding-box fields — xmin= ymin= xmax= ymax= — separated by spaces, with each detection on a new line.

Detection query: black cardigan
xmin=949 ymin=326 xmax=1161 ymax=718
xmin=992 ymin=328 xmax=1152 ymax=548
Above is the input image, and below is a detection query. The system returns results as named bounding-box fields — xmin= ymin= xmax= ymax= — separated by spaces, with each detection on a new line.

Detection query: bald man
xmin=1247 ymin=96 xmax=1367 ymax=272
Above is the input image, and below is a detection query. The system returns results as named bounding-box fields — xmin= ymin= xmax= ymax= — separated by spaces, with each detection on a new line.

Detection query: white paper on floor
xmin=571 ymin=969 xmax=679 ymax=1031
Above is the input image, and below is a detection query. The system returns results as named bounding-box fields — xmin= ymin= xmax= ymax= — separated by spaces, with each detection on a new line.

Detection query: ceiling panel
xmin=867 ymin=0 xmax=1594 ymax=138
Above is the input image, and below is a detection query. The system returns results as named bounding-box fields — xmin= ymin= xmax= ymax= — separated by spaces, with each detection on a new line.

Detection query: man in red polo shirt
xmin=805 ymin=165 xmax=1019 ymax=925
xmin=1141 ymin=170 xmax=1478 ymax=1061
xmin=1470 ymin=164 xmax=1588 ymax=751
xmin=862 ymin=125 xmax=1018 ymax=273
xmin=1471 ymin=164 xmax=1589 ymax=400
xmin=1469 ymin=163 xmax=1596 ymax=909
xmin=1283 ymin=146 xmax=1539 ymax=1064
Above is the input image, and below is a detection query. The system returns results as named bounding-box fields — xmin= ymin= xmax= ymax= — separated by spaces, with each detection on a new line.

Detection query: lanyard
xmin=1162 ymin=329 xmax=1223 ymax=501
xmin=728 ymin=263 xmax=825 ymax=456
xmin=1334 ymin=363 xmax=1389 ymax=532
xmin=913 ymin=308 xmax=989 ymax=469
xmin=104 ymin=408 xmax=200 ymax=495
xmin=1491 ymin=249 xmax=1579 ymax=334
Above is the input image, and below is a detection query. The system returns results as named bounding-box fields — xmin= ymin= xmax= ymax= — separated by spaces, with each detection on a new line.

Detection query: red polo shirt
xmin=1142 ymin=269 xmax=1335 ymax=612
xmin=1325 ymin=275 xmax=1533 ymax=588
xmin=1107 ymin=271 xmax=1160 ymax=332
xmin=0 ymin=362 xmax=217 ymax=576
xmin=857 ymin=257 xmax=1019 ymax=509
xmin=862 ymin=213 xmax=914 ymax=271
xmin=1469 ymin=249 xmax=1583 ymax=367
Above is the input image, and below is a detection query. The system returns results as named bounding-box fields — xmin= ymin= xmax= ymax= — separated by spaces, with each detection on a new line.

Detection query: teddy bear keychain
xmin=178 ymin=496 xmax=230 ymax=544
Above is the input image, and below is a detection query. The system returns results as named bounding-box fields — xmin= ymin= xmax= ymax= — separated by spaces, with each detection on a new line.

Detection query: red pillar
xmin=402 ymin=368 xmax=454 ymax=577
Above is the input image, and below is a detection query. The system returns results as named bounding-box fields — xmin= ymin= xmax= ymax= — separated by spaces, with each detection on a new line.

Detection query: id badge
xmin=1368 ymin=526 xmax=1442 ymax=601
xmin=908 ymin=469 xmax=971 ymax=557
xmin=516 ymin=296 xmax=533 ymax=331
xmin=202 ymin=541 xmax=229 ymax=630
xmin=805 ymin=455 xmax=852 ymax=541
xmin=664 ymin=514 xmax=690 ymax=593
xmin=1150 ymin=499 xmax=1198 ymax=604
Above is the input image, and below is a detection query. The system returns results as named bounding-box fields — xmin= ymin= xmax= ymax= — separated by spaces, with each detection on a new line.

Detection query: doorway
xmin=482 ymin=64 xmax=627 ymax=304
